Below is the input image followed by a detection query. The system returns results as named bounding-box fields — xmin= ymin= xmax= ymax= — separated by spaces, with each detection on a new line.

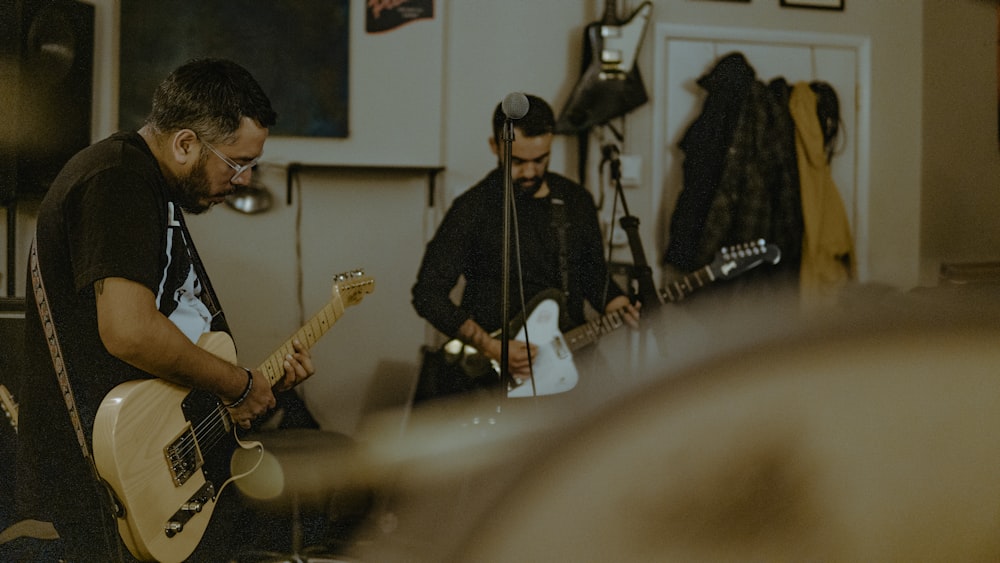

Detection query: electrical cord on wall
xmin=286 ymin=163 xmax=306 ymax=327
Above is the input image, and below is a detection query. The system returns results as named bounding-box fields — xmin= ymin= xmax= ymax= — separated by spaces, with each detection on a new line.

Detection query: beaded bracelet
xmin=224 ymin=367 xmax=254 ymax=408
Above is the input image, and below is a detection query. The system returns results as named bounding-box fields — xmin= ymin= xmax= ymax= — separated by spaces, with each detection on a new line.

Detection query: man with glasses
xmin=411 ymin=94 xmax=639 ymax=403
xmin=16 ymin=58 xmax=316 ymax=561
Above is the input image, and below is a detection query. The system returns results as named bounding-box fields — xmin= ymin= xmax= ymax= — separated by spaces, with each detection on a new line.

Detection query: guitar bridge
xmin=164 ymin=423 xmax=204 ymax=487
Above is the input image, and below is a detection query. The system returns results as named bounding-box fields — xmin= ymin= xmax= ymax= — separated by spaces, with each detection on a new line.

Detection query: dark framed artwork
xmin=119 ymin=1 xmax=350 ymax=138
xmin=780 ymin=0 xmax=844 ymax=10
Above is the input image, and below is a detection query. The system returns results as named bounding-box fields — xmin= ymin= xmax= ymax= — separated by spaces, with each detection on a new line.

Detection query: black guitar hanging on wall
xmin=555 ymin=1 xmax=653 ymax=134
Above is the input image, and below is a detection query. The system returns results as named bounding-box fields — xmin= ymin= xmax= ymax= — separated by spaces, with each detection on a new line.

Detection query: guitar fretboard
xmin=255 ymin=273 xmax=374 ymax=389
xmin=557 ymin=262 xmax=717 ymax=353
xmin=257 ymin=300 xmax=343 ymax=388
xmin=563 ymin=308 xmax=629 ymax=352
xmin=660 ymin=265 xmax=715 ymax=303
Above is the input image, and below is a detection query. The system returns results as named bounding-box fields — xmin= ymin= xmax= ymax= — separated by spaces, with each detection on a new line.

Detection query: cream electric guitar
xmin=93 ymin=270 xmax=374 ymax=563
xmin=444 ymin=240 xmax=780 ymax=397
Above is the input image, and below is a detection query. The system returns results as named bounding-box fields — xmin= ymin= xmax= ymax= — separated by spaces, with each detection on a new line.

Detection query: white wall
xmin=921 ymin=0 xmax=1000 ymax=283
xmin=3 ymin=0 xmax=998 ymax=434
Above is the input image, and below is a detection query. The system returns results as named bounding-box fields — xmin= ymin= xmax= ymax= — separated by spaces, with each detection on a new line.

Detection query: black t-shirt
xmin=412 ymin=168 xmax=622 ymax=336
xmin=16 ymin=131 xmax=225 ymax=556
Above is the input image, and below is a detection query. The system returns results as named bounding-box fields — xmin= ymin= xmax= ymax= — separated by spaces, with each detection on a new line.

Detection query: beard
xmin=496 ymin=159 xmax=547 ymax=198
xmin=172 ymin=155 xmax=217 ymax=215
xmin=515 ymin=176 xmax=544 ymax=197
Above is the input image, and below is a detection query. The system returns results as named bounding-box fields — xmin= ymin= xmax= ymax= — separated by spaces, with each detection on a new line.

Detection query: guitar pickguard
xmin=509 ymin=298 xmax=579 ymax=398
xmin=178 ymin=390 xmax=236 ymax=493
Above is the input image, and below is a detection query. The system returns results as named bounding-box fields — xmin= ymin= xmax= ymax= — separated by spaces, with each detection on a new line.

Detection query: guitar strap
xmin=29 ymin=235 xmax=127 ymax=559
xmin=28 ymin=236 xmax=96 ymax=477
xmin=550 ymin=188 xmax=570 ymax=299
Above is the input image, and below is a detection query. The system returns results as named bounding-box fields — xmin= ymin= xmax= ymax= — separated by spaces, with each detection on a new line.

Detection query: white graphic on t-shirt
xmin=157 ymin=202 xmax=212 ymax=343
xmin=167 ymin=202 xmax=181 ymax=228
xmin=169 ymin=265 xmax=213 ymax=343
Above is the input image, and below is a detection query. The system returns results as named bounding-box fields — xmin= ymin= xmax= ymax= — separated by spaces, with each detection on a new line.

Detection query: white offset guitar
xmin=443 ymin=240 xmax=781 ymax=397
xmin=92 ymin=270 xmax=374 ymax=563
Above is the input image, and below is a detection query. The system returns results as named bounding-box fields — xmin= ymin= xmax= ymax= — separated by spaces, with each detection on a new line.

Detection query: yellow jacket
xmin=790 ymin=82 xmax=854 ymax=310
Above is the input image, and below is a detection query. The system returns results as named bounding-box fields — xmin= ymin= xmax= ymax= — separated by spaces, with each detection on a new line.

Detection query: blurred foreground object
xmin=354 ymin=284 xmax=1000 ymax=561
xmin=452 ymin=311 xmax=1000 ymax=561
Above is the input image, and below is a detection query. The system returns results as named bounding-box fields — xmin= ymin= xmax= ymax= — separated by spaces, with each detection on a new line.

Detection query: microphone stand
xmin=604 ymin=143 xmax=662 ymax=312
xmin=498 ymin=117 xmax=515 ymax=399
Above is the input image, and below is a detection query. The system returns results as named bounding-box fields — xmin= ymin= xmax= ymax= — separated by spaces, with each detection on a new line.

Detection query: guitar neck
xmin=256 ymin=300 xmax=342 ymax=388
xmin=514 ymin=243 xmax=771 ymax=365
xmin=559 ymin=263 xmax=717 ymax=352
xmin=601 ymin=0 xmax=617 ymax=23
xmin=660 ymin=265 xmax=714 ymax=303
xmin=252 ymin=270 xmax=374 ymax=389
xmin=562 ymin=307 xmax=631 ymax=352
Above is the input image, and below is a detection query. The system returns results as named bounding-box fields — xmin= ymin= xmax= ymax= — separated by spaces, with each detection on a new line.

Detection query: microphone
xmin=501 ymin=92 xmax=529 ymax=120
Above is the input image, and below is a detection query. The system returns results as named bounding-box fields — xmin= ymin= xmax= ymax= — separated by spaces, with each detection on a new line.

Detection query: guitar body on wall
xmin=443 ymin=240 xmax=781 ymax=398
xmin=92 ymin=270 xmax=374 ymax=563
xmin=556 ymin=0 xmax=653 ymax=134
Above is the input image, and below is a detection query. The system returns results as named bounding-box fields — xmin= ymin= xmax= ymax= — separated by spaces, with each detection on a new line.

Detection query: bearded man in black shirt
xmin=412 ymin=94 xmax=639 ymax=396
xmin=16 ymin=58 xmax=316 ymax=562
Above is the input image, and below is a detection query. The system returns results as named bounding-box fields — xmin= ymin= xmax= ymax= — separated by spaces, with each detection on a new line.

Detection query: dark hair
xmin=809 ymin=81 xmax=842 ymax=163
xmin=144 ymin=58 xmax=277 ymax=143
xmin=491 ymin=93 xmax=554 ymax=144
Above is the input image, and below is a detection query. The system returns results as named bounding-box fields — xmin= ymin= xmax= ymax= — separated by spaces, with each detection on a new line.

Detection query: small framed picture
xmin=780 ymin=0 xmax=844 ymax=10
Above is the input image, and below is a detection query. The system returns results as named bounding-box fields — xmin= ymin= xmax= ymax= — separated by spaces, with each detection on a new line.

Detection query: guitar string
xmin=169 ymin=404 xmax=229 ymax=466
xmin=169 ymin=405 xmax=249 ymax=485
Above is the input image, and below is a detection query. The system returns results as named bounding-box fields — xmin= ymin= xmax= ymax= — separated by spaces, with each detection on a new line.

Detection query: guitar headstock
xmin=709 ymin=240 xmax=782 ymax=280
xmin=331 ymin=269 xmax=376 ymax=308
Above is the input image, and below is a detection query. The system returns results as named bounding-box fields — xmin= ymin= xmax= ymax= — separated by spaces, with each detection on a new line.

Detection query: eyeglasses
xmin=201 ymin=139 xmax=259 ymax=183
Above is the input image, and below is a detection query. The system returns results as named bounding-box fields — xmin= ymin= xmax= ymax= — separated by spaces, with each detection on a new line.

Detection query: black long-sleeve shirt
xmin=412 ymin=168 xmax=623 ymax=337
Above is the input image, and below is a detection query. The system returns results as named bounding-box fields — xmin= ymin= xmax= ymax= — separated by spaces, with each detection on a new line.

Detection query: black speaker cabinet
xmin=0 ymin=0 xmax=94 ymax=204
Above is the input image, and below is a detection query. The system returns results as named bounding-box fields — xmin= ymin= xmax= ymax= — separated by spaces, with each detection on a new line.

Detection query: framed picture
xmin=780 ymin=0 xmax=844 ymax=10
